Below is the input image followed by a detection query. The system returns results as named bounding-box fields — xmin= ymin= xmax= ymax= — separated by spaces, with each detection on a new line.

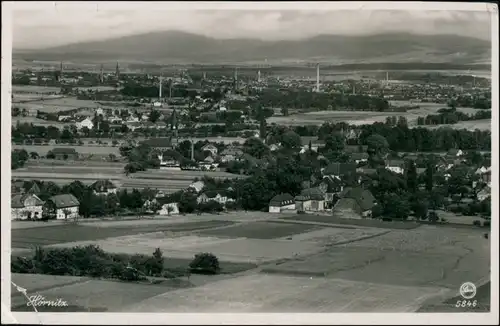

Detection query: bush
xmin=428 ymin=211 xmax=439 ymax=223
xmin=11 ymin=245 xmax=166 ymax=280
xmin=473 ymin=220 xmax=481 ymax=227
xmin=483 ymin=221 xmax=490 ymax=228
xmin=189 ymin=252 xmax=220 ymax=275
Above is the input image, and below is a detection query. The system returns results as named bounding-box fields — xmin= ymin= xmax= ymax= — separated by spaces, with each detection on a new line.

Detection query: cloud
xmin=11 ymin=6 xmax=491 ymax=49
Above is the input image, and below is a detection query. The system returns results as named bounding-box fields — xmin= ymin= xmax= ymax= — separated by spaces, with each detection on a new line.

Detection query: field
xmin=198 ymin=221 xmax=320 ymax=239
xmin=13 ymin=97 xmax=101 ymax=113
xmin=11 ymin=117 xmax=72 ymax=129
xmin=419 ymin=119 xmax=491 ymax=131
xmin=12 ymin=144 xmax=121 ymax=156
xmin=12 ymin=160 xmax=245 ymax=192
xmin=9 ymin=212 xmax=490 ymax=312
xmin=12 ymin=85 xmax=61 ymax=94
xmin=267 ymin=102 xmax=491 ymax=131
xmin=279 ymin=215 xmax=421 ymax=230
xmin=11 ymin=220 xmax=236 ymax=249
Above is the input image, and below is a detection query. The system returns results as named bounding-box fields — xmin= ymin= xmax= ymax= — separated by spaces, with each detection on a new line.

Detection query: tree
xmin=412 ymin=200 xmax=429 ymax=220
xmin=242 ymin=138 xmax=269 ymax=159
xmin=324 ymin=133 xmax=345 ymax=152
xmin=405 ymin=160 xmax=418 ymax=192
xmin=281 ymin=107 xmax=289 ymax=116
xmin=383 ymin=193 xmax=411 ymax=220
xmin=149 ymin=110 xmax=161 ymax=123
xmin=62 ymin=209 xmax=72 ymax=221
xmin=280 ymin=130 xmax=301 ymax=150
xmin=30 ymin=152 xmax=39 ymax=159
xmin=424 ymin=161 xmax=435 ymax=192
xmin=189 ymin=252 xmax=220 ymax=275
xmin=366 ymin=134 xmax=389 ymax=156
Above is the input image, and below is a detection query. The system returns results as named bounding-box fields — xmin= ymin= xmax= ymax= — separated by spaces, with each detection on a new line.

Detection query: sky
xmin=11 ymin=3 xmax=492 ymax=50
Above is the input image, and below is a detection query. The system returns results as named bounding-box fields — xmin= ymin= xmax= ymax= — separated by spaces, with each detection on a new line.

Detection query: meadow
xmin=12 ymin=85 xmax=61 ymax=94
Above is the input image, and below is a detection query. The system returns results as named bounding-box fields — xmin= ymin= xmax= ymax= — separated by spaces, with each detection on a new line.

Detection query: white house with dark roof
xmin=11 ymin=194 xmax=44 ymax=220
xmin=43 ymin=194 xmax=80 ymax=220
xmin=268 ymin=193 xmax=295 ymax=213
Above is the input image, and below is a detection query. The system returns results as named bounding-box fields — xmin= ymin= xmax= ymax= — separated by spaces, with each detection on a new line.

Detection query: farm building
xmin=156 ymin=199 xmax=180 ymax=216
xmin=90 ymin=179 xmax=118 ymax=195
xmin=299 ymin=136 xmax=325 ymax=152
xmin=333 ymin=187 xmax=377 ymax=219
xmin=220 ymin=147 xmax=244 ymax=162
xmin=197 ymin=190 xmax=233 ymax=206
xmin=299 ymin=187 xmax=325 ymax=212
xmin=11 ymin=194 xmax=44 ymax=220
xmin=269 ymin=193 xmax=295 ymax=213
xmin=76 ymin=117 xmax=94 ymax=130
xmin=43 ymin=194 xmax=80 ymax=220
xmin=50 ymin=148 xmax=79 ymax=160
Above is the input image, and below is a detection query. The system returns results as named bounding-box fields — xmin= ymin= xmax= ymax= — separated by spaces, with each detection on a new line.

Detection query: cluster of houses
xmin=10 ymin=180 xmax=119 ymax=221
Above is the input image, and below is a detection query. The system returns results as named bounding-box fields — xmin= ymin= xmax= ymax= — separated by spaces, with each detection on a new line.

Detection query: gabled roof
xmin=90 ymin=179 xmax=117 ymax=192
xmin=25 ymin=183 xmax=41 ymax=195
xmin=342 ymin=187 xmax=376 ymax=211
xmin=269 ymin=193 xmax=294 ymax=206
xmin=11 ymin=194 xmax=44 ymax=208
xmin=386 ymin=160 xmax=405 ymax=167
xmin=48 ymin=194 xmax=80 ymax=208
xmin=334 ymin=198 xmax=362 ymax=214
xmin=323 ymin=162 xmax=356 ymax=176
xmin=350 ymin=152 xmax=369 ymax=160
xmin=300 ymin=187 xmax=325 ymax=200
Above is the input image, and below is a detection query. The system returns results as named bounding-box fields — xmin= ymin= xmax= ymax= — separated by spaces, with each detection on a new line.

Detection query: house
xmin=43 ymin=194 xmax=80 ymax=220
xmin=220 ymin=147 xmax=244 ymax=162
xmin=299 ymin=136 xmax=325 ymax=153
xmin=322 ymin=162 xmax=356 ymax=178
xmin=27 ymin=107 xmax=38 ymax=117
xmin=316 ymin=175 xmax=344 ymax=207
xmin=333 ymin=187 xmax=377 ymax=219
xmin=447 ymin=149 xmax=464 ymax=158
xmin=95 ymin=108 xmax=104 ymax=116
xmin=385 ymin=160 xmax=405 ymax=174
xmin=476 ymin=185 xmax=491 ymax=202
xmin=201 ymin=144 xmax=219 ymax=157
xmin=157 ymin=200 xmax=180 ymax=216
xmin=295 ymin=195 xmax=312 ymax=212
xmin=51 ymin=148 xmax=78 ymax=160
xmin=269 ymin=143 xmax=281 ymax=152
xmin=76 ymin=117 xmax=94 ymax=130
xmin=197 ymin=190 xmax=232 ymax=205
xmin=90 ymin=179 xmax=117 ymax=195
xmin=188 ymin=181 xmax=205 ymax=193
xmin=268 ymin=193 xmax=295 ymax=213
xmin=11 ymin=194 xmax=44 ymax=220
xmin=299 ymin=187 xmax=326 ymax=212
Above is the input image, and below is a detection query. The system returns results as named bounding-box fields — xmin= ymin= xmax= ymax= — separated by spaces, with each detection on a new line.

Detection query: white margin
xmin=1 ymin=1 xmax=499 ymax=325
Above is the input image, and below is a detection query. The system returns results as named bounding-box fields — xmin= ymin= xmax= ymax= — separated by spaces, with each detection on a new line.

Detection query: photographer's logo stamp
xmin=460 ymin=282 xmax=477 ymax=300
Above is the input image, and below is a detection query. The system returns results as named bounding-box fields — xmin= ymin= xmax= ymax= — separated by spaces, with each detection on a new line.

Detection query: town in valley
xmin=7 ymin=5 xmax=494 ymax=317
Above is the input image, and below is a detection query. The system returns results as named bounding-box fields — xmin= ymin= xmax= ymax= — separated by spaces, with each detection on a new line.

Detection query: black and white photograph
xmin=1 ymin=1 xmax=498 ymax=324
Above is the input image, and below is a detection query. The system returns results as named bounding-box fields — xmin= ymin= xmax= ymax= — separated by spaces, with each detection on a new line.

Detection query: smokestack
xmin=203 ymin=72 xmax=206 ymax=80
xmin=190 ymin=140 xmax=194 ymax=161
xmin=353 ymin=84 xmax=356 ymax=96
xmin=386 ymin=71 xmax=389 ymax=85
xmin=316 ymin=64 xmax=320 ymax=92
xmin=169 ymin=80 xmax=172 ymax=99
xmin=100 ymin=64 xmax=104 ymax=84
xmin=257 ymin=70 xmax=261 ymax=82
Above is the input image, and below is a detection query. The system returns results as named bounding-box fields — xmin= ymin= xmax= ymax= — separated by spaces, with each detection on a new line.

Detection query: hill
xmin=14 ymin=31 xmax=491 ymax=65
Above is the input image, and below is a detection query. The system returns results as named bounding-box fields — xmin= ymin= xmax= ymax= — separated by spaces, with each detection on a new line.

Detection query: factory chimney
xmin=257 ymin=70 xmax=261 ymax=82
xmin=159 ymin=74 xmax=163 ymax=101
xmin=99 ymin=64 xmax=104 ymax=84
xmin=386 ymin=71 xmax=389 ymax=86
xmin=316 ymin=64 xmax=320 ymax=92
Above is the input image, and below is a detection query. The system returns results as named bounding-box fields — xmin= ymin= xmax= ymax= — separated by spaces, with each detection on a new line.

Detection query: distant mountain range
xmin=14 ymin=31 xmax=491 ymax=65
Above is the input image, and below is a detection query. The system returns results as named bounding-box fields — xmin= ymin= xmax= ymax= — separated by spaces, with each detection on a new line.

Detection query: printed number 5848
xmin=455 ymin=300 xmax=478 ymax=308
